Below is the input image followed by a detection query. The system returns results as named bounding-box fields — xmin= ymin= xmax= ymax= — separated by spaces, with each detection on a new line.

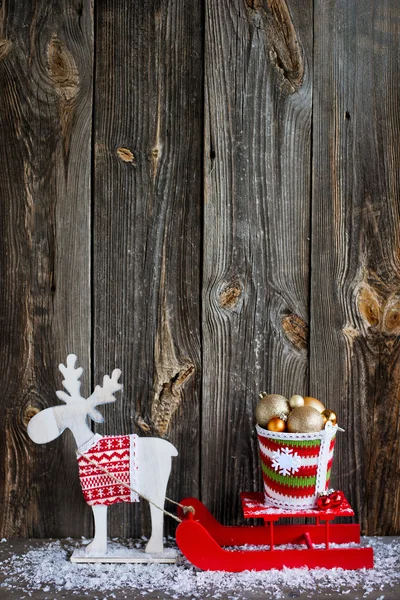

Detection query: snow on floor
xmin=0 ymin=537 xmax=399 ymax=599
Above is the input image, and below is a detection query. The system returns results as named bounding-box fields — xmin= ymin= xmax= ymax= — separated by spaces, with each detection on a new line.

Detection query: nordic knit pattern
xmin=257 ymin=425 xmax=337 ymax=509
xmin=77 ymin=434 xmax=139 ymax=506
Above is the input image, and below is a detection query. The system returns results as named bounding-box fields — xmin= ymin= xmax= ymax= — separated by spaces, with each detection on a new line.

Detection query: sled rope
xmin=76 ymin=451 xmax=195 ymax=523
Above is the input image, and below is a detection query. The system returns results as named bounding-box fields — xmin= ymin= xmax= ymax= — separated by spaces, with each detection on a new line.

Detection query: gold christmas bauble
xmin=287 ymin=406 xmax=325 ymax=433
xmin=267 ymin=417 xmax=286 ymax=432
xmin=303 ymin=396 xmax=325 ymax=413
xmin=256 ymin=393 xmax=290 ymax=427
xmin=321 ymin=409 xmax=337 ymax=426
xmin=289 ymin=394 xmax=305 ymax=408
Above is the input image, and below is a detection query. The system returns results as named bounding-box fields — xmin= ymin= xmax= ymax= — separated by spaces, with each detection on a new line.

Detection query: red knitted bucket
xmin=256 ymin=423 xmax=338 ymax=509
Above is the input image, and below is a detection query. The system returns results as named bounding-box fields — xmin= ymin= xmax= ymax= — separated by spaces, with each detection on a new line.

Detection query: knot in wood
xmin=152 ymin=364 xmax=195 ymax=436
xmin=245 ymin=0 xmax=304 ymax=94
xmin=357 ymin=284 xmax=381 ymax=328
xmin=219 ymin=282 xmax=243 ymax=310
xmin=116 ymin=147 xmax=135 ymax=163
xmin=384 ymin=301 xmax=400 ymax=334
xmin=281 ymin=313 xmax=308 ymax=350
xmin=356 ymin=281 xmax=400 ymax=336
xmin=23 ymin=405 xmax=40 ymax=428
xmin=47 ymin=34 xmax=79 ymax=101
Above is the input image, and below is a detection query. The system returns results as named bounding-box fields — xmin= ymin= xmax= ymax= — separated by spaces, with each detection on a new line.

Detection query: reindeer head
xmin=27 ymin=354 xmax=122 ymax=444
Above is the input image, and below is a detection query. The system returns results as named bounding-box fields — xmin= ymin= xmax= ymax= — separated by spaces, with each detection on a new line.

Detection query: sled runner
xmin=176 ymin=492 xmax=374 ymax=571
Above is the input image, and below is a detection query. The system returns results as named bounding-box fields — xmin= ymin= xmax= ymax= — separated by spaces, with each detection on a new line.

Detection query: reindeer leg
xmin=145 ymin=499 xmax=164 ymax=554
xmin=86 ymin=505 xmax=108 ymax=555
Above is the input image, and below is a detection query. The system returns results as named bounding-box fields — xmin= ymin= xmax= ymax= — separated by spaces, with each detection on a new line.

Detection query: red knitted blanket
xmin=77 ymin=434 xmax=139 ymax=506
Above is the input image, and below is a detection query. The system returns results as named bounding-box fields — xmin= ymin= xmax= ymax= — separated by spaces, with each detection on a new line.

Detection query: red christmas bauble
xmin=317 ymin=495 xmax=331 ymax=510
xmin=329 ymin=491 xmax=344 ymax=507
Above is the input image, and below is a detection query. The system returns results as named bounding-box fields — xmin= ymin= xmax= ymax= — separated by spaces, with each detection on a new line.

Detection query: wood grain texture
xmin=0 ymin=1 xmax=93 ymax=537
xmin=311 ymin=0 xmax=400 ymax=534
xmin=92 ymin=0 xmax=203 ymax=537
xmin=202 ymin=0 xmax=312 ymax=524
xmin=1 ymin=0 xmax=400 ymax=540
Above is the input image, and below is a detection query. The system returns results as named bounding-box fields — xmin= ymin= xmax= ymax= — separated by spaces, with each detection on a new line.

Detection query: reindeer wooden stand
xmin=27 ymin=355 xmax=178 ymax=563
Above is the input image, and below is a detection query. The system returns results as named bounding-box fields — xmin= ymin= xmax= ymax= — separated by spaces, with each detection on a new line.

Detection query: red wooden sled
xmin=176 ymin=492 xmax=373 ymax=572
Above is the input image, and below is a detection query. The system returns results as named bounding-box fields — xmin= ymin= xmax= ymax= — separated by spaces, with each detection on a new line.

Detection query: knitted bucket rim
xmin=256 ymin=422 xmax=339 ymax=441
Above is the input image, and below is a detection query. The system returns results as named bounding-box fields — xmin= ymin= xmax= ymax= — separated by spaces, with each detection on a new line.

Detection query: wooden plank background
xmin=311 ymin=0 xmax=400 ymax=535
xmin=0 ymin=0 xmax=93 ymax=538
xmin=0 ymin=0 xmax=399 ymax=539
xmin=202 ymin=0 xmax=312 ymax=525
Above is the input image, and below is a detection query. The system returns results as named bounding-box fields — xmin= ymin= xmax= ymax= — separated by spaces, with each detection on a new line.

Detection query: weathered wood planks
xmin=311 ymin=0 xmax=400 ymax=534
xmin=92 ymin=0 xmax=203 ymax=537
xmin=202 ymin=0 xmax=313 ymax=524
xmin=0 ymin=0 xmax=400 ymax=540
xmin=0 ymin=1 xmax=93 ymax=537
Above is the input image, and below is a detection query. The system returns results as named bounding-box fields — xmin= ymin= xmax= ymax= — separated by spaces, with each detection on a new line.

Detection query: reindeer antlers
xmin=56 ymin=355 xmax=123 ymax=424
xmin=56 ymin=354 xmax=84 ymax=403
xmin=86 ymin=369 xmax=123 ymax=423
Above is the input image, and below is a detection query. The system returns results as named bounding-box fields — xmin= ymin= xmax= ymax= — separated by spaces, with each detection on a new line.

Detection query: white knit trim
xmin=129 ymin=434 xmax=139 ymax=503
xmin=264 ymin=484 xmax=317 ymax=509
xmin=315 ymin=422 xmax=337 ymax=493
xmin=257 ymin=422 xmax=340 ymax=440
xmin=76 ymin=434 xmax=103 ymax=456
xmin=257 ymin=424 xmax=325 ymax=441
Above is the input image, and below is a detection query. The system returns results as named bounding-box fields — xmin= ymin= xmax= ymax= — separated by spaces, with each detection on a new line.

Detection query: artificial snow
xmin=0 ymin=537 xmax=399 ymax=599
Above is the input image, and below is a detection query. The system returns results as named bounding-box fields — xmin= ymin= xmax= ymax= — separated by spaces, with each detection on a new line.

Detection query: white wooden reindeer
xmin=27 ymin=355 xmax=178 ymax=558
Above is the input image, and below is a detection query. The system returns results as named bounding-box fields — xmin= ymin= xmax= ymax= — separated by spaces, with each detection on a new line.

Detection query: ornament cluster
xmin=256 ymin=393 xmax=338 ymax=434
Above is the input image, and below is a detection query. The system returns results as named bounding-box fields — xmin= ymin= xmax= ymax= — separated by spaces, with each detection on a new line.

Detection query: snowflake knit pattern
xmin=257 ymin=424 xmax=337 ymax=509
xmin=271 ymin=447 xmax=302 ymax=476
xmin=77 ymin=434 xmax=139 ymax=506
